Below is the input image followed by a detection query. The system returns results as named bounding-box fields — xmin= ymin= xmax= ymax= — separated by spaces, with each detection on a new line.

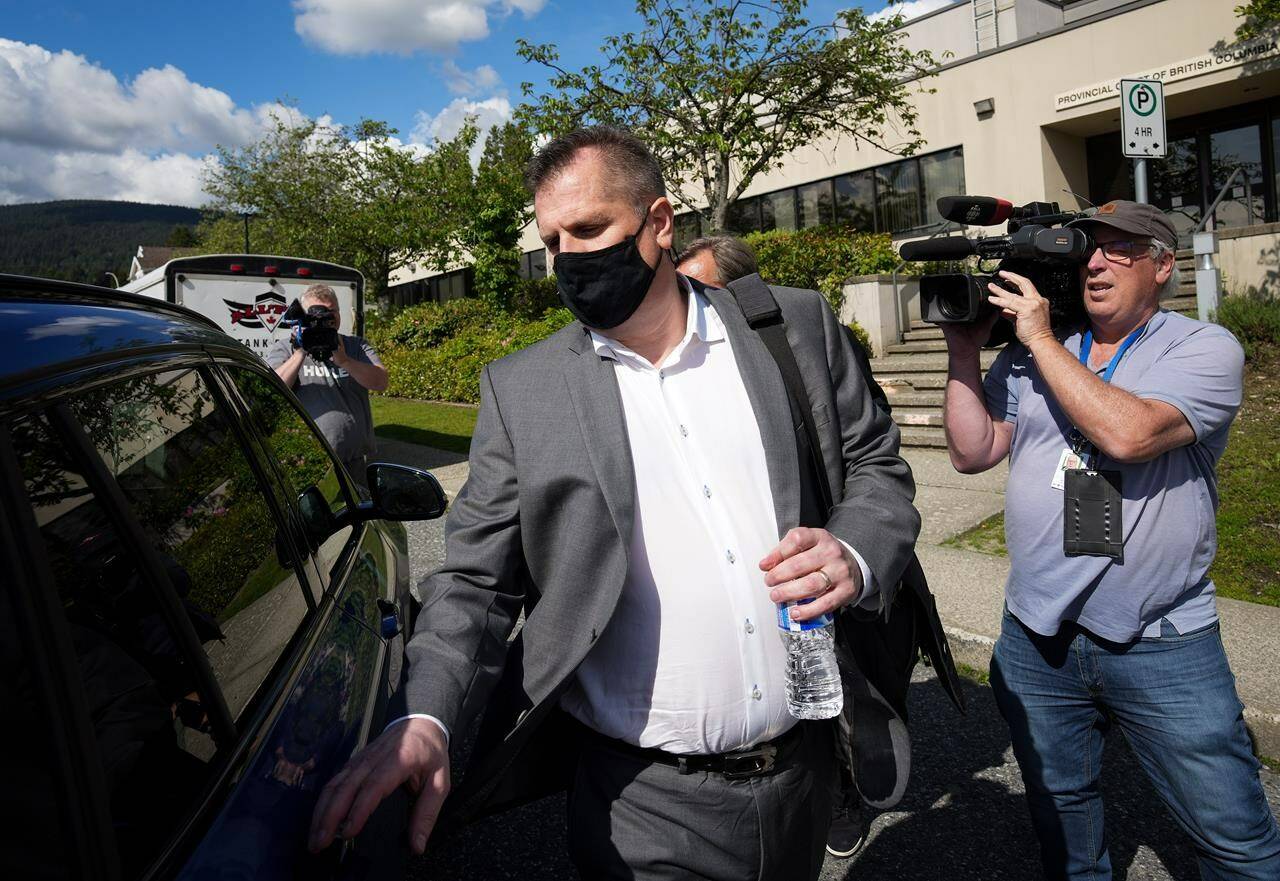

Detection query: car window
xmin=0 ymin=582 xmax=79 ymax=881
xmin=11 ymin=367 xmax=316 ymax=876
xmin=226 ymin=366 xmax=355 ymax=581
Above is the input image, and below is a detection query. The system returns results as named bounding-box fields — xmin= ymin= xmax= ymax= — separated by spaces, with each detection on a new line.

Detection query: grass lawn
xmin=371 ymin=396 xmax=478 ymax=455
xmin=943 ymin=348 xmax=1280 ymax=607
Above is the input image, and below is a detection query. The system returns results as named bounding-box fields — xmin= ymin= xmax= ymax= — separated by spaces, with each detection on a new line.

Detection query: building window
xmin=761 ymin=190 xmax=797 ymax=232
xmin=797 ymin=180 xmax=834 ymax=228
xmin=834 ymin=170 xmax=877 ymax=231
xmin=519 ymin=248 xmax=548 ymax=280
xmin=726 ymin=196 xmax=762 ymax=234
xmin=876 ymin=158 xmax=923 ymax=234
xmin=920 ymin=148 xmax=966 ymax=227
xmin=674 ymin=212 xmax=703 ymax=252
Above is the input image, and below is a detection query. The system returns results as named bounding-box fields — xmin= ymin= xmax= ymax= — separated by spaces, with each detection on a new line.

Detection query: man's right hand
xmin=939 ymin=310 xmax=1001 ymax=355
xmin=308 ymin=717 xmax=451 ymax=855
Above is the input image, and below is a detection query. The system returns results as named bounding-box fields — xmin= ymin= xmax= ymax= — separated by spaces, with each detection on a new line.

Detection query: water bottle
xmin=778 ymin=600 xmax=844 ymax=719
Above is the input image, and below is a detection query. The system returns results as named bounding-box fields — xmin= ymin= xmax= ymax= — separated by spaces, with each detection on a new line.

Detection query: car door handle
xmin=376 ymin=599 xmax=401 ymax=639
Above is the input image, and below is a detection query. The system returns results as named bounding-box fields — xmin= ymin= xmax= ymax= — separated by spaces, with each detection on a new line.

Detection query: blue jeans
xmin=991 ymin=610 xmax=1280 ymax=880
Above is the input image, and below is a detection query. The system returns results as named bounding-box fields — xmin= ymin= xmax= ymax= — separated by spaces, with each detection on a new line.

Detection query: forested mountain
xmin=0 ymin=200 xmax=203 ymax=285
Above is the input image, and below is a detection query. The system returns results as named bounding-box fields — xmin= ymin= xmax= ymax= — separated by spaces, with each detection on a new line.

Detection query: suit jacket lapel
xmin=703 ymin=285 xmax=801 ymax=538
xmin=563 ymin=325 xmax=636 ymax=555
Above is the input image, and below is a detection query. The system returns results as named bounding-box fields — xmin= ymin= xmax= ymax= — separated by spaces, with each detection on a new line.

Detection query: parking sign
xmin=1121 ymin=79 xmax=1166 ymax=158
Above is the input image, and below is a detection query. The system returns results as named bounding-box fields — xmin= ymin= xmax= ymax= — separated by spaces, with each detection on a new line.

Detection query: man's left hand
xmin=987 ymin=270 xmax=1056 ymax=348
xmin=759 ymin=527 xmax=862 ymax=622
xmin=330 ymin=342 xmax=349 ymax=366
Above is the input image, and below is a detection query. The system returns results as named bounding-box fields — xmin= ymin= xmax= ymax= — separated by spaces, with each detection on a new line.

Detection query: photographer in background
xmin=267 ymin=284 xmax=388 ymax=495
xmin=942 ymin=200 xmax=1280 ymax=878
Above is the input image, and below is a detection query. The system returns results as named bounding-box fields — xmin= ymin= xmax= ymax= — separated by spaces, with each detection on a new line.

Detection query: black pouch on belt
xmin=1063 ymin=468 xmax=1124 ymax=562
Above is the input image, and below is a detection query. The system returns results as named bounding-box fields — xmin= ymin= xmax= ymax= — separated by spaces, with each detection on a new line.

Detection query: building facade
xmin=392 ymin=0 xmax=1280 ymax=304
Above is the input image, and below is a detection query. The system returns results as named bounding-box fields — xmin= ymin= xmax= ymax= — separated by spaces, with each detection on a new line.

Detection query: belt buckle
xmin=721 ymin=743 xmax=777 ymax=780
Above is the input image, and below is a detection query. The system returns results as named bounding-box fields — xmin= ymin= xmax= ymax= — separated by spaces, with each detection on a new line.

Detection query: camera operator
xmin=941 ymin=200 xmax=1280 ymax=878
xmin=267 ymin=284 xmax=387 ymax=495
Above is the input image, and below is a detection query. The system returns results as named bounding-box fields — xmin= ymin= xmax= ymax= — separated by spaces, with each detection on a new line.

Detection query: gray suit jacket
xmin=406 ymin=282 xmax=920 ymax=822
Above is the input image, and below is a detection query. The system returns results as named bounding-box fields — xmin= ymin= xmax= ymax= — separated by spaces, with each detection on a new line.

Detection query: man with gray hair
xmin=266 ymin=283 xmax=387 ymax=494
xmin=942 ymin=200 xmax=1280 ymax=878
xmin=310 ymin=125 xmax=918 ymax=879
xmin=676 ymin=234 xmax=760 ymax=289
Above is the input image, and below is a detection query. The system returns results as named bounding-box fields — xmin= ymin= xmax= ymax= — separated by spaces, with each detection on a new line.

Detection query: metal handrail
xmin=1196 ymin=165 xmax=1255 ymax=234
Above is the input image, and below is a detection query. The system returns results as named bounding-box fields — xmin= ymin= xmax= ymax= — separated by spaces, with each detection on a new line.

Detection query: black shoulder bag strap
xmin=726 ymin=273 xmax=966 ymax=721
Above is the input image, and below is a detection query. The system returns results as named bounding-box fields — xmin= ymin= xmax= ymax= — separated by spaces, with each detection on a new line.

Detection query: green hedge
xmin=1215 ymin=290 xmax=1280 ymax=361
xmin=381 ymin=307 xmax=573 ymax=402
xmin=745 ymin=226 xmax=899 ymax=312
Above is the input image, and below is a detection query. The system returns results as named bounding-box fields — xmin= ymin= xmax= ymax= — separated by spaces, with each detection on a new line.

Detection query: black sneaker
xmin=826 ymin=796 xmax=869 ymax=859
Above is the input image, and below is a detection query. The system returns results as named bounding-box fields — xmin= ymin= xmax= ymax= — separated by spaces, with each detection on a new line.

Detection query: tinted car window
xmin=11 ymin=367 xmax=315 ymax=875
xmin=0 ymin=582 xmax=78 ymax=881
xmin=228 ymin=367 xmax=354 ymax=581
xmin=67 ymin=367 xmax=314 ymax=718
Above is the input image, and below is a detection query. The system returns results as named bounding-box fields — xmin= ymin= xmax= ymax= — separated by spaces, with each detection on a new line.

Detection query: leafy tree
xmin=1235 ymin=0 xmax=1280 ymax=40
xmin=165 ymin=224 xmax=199 ymax=247
xmin=515 ymin=0 xmax=936 ymax=232
xmin=466 ymin=121 xmax=535 ymax=310
xmin=200 ymin=117 xmax=477 ymax=300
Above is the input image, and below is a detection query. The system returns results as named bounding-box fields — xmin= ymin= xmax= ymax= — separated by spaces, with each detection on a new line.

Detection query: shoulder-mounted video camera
xmin=900 ymin=196 xmax=1094 ymax=347
xmin=282 ymin=299 xmax=340 ymax=362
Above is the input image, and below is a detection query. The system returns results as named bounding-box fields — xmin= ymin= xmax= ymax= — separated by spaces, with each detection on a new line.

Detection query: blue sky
xmin=0 ymin=0 xmax=929 ymax=205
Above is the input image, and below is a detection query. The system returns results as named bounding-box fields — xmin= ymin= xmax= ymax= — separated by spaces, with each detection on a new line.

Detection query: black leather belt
xmin=575 ymin=720 xmax=808 ymax=780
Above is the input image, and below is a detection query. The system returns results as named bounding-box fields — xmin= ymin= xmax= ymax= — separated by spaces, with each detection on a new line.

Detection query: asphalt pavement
xmin=397 ymin=506 xmax=1280 ymax=881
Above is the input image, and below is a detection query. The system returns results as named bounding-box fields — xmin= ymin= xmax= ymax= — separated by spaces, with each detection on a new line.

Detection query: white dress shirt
xmin=392 ymin=281 xmax=874 ymax=750
xmin=559 ymin=282 xmax=873 ymax=755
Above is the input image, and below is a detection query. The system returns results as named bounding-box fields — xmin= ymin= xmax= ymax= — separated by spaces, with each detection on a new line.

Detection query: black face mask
xmin=553 ymin=208 xmax=658 ymax=329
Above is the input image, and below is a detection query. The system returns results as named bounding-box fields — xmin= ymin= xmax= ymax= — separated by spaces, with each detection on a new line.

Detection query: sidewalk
xmin=903 ymin=447 xmax=1280 ymax=759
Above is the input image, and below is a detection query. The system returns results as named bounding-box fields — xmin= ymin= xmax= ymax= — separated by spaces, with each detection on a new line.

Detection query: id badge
xmin=1063 ymin=469 xmax=1124 ymax=562
xmin=1051 ymin=448 xmax=1086 ymax=491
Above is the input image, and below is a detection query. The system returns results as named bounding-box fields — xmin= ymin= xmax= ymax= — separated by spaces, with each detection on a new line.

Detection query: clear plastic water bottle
xmin=778 ymin=600 xmax=844 ymax=720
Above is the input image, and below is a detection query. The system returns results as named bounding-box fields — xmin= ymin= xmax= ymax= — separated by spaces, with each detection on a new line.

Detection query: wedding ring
xmin=815 ymin=569 xmax=833 ymax=592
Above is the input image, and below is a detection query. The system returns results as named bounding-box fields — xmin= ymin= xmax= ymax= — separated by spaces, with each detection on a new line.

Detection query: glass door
xmin=1150 ymin=135 xmax=1202 ymax=241
xmin=1208 ymin=123 xmax=1265 ymax=230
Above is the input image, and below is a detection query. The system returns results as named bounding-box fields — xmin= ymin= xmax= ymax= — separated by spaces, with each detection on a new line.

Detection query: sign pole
xmin=1134 ymin=157 xmax=1149 ymax=204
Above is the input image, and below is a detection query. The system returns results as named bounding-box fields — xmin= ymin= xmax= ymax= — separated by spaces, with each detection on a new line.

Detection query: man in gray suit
xmin=309 ymin=126 xmax=919 ymax=879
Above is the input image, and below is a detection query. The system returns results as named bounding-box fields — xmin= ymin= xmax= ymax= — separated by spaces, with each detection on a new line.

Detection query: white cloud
xmin=293 ymin=0 xmax=546 ymax=56
xmin=870 ymin=0 xmax=957 ymax=23
xmin=0 ymin=39 xmax=307 ymax=206
xmin=441 ymin=60 xmax=503 ymax=96
xmin=410 ymin=95 xmax=512 ymax=165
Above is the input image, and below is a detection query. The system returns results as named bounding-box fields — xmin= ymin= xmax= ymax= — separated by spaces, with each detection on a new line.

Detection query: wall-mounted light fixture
xmin=974 ymin=97 xmax=995 ymax=119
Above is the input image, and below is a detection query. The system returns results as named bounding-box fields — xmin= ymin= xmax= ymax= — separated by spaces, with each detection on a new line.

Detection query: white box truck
xmin=121 ymin=254 xmax=364 ymax=357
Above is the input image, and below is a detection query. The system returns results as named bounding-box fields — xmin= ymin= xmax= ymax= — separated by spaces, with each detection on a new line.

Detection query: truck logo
xmin=225 ymin=290 xmax=287 ymax=333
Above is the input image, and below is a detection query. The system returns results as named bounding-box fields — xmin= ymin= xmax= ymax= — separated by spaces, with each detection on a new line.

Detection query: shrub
xmin=846 ymin=321 xmax=874 ymax=359
xmin=510 ymin=275 xmax=561 ymax=318
xmin=1215 ymin=290 xmax=1280 ymax=361
xmin=368 ymin=297 xmax=497 ymax=351
xmin=745 ymin=226 xmax=899 ymax=312
xmin=380 ymin=307 xmax=574 ymax=403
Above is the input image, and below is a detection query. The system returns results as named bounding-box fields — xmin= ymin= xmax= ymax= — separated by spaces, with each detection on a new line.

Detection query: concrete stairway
xmin=874 ymin=267 xmax=1201 ymax=448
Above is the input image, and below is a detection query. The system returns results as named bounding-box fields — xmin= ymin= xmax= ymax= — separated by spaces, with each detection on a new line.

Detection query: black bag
xmin=726 ymin=273 xmax=965 ymax=806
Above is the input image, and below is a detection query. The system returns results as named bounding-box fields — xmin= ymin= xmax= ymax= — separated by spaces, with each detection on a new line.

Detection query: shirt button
xmin=745 ymin=619 xmax=755 ymax=634
xmin=658 ymin=369 xmax=665 ymax=380
xmin=703 ymin=485 xmax=712 ymax=499
xmin=726 ymin=549 xmax=736 ymax=564
xmin=751 ymin=686 xmax=762 ymax=701
xmin=680 ymin=424 xmax=688 ymax=437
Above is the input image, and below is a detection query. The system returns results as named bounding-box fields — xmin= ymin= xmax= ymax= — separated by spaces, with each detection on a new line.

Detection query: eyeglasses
xmin=1092 ymin=239 xmax=1157 ymax=265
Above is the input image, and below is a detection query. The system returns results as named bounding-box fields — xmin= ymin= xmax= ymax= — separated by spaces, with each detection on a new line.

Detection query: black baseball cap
xmin=1066 ymin=200 xmax=1178 ymax=248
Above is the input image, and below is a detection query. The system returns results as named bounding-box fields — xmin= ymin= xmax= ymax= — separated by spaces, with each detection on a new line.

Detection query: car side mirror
xmin=369 ymin=463 xmax=448 ymax=520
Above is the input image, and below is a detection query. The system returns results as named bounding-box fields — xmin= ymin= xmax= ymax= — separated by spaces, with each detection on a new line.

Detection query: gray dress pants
xmin=566 ymin=722 xmax=836 ymax=881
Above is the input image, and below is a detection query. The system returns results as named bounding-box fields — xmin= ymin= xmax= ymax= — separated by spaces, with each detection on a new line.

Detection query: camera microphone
xmin=936 ymin=196 xmax=1014 ymax=226
xmin=899 ymin=236 xmax=976 ymax=262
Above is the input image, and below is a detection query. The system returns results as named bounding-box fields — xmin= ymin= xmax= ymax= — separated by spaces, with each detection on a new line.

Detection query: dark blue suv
xmin=0 ymin=275 xmax=445 ymax=880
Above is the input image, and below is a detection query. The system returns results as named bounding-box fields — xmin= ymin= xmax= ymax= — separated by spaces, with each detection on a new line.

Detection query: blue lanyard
xmin=1079 ymin=324 xmax=1146 ymax=384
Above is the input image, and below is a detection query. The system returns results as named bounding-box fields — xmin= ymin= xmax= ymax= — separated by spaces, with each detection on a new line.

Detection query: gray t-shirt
xmin=983 ymin=309 xmax=1243 ymax=642
xmin=266 ymin=335 xmax=381 ymax=463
